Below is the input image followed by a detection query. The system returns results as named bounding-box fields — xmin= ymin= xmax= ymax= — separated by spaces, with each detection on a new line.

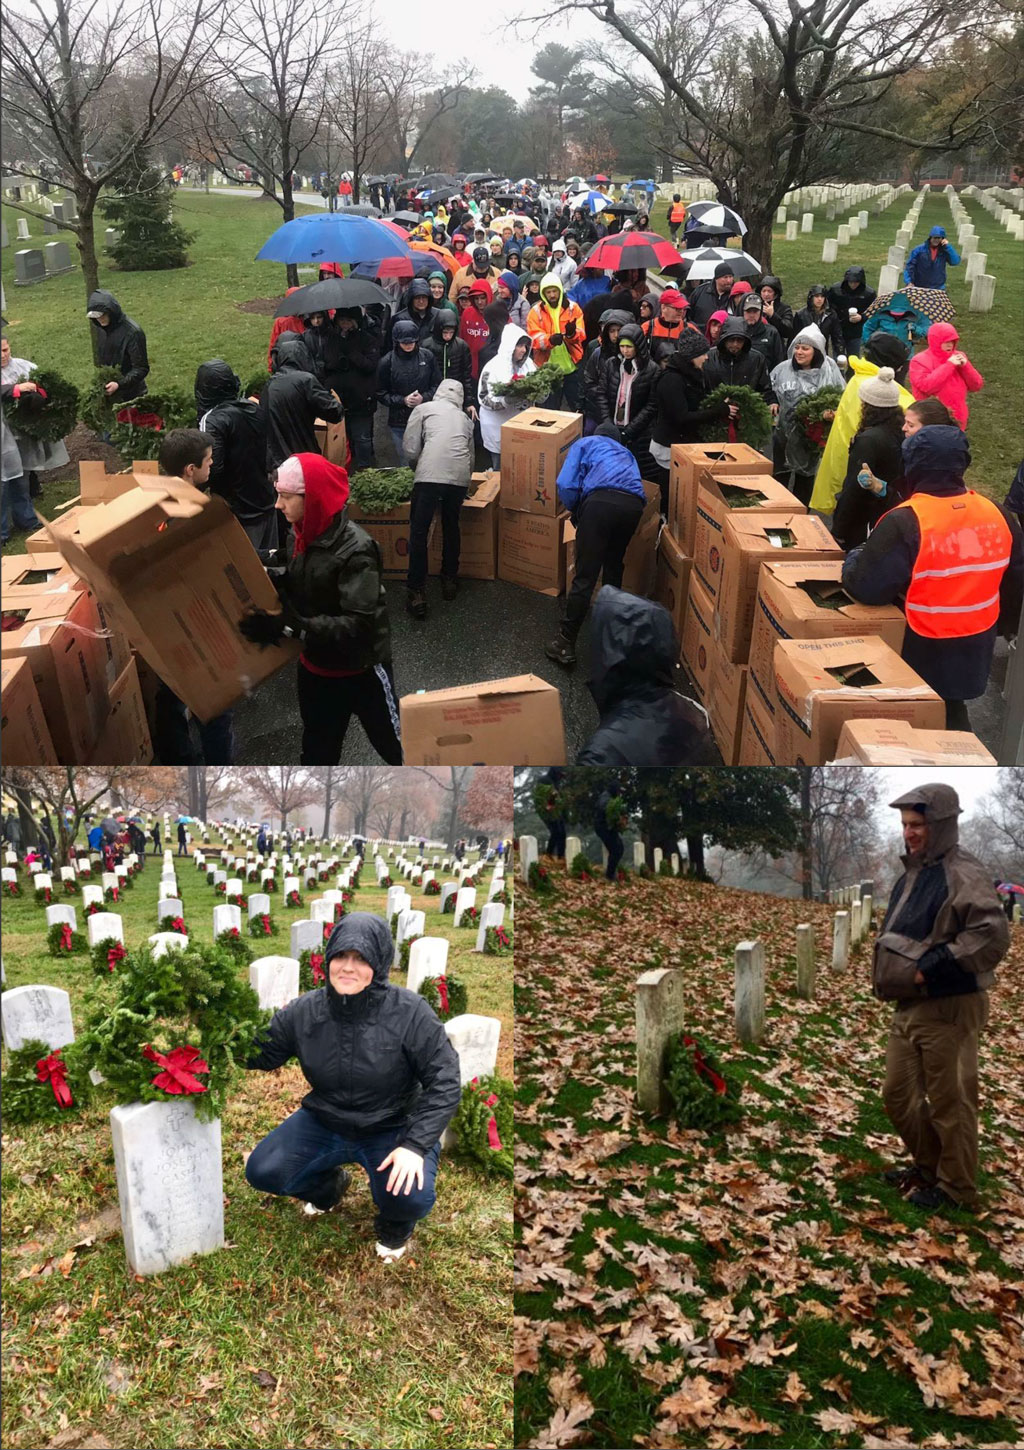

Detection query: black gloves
xmin=918 ymin=943 xmax=976 ymax=997
xmin=239 ymin=608 xmax=299 ymax=647
xmin=564 ymin=319 xmax=577 ymax=339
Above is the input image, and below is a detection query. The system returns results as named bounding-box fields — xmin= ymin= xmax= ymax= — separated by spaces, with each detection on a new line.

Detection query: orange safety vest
xmin=669 ymin=202 xmax=687 ymax=224
xmin=897 ymin=491 xmax=1012 ymax=639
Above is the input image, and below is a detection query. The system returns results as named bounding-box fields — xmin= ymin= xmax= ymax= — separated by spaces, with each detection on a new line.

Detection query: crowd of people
xmin=3 ymin=175 xmax=1021 ymax=764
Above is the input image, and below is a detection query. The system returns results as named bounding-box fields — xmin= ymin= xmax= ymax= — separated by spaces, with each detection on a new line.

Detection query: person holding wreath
xmin=243 ymin=913 xmax=461 ymax=1261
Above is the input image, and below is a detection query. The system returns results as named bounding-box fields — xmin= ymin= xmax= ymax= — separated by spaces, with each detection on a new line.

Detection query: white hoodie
xmin=549 ymin=241 xmax=578 ymax=291
xmin=477 ymin=324 xmax=538 ymax=454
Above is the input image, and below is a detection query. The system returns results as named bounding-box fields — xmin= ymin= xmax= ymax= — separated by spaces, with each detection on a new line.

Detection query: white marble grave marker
xmin=248 ymin=892 xmax=271 ymax=919
xmin=1 ymin=984 xmax=75 ymax=1051
xmin=310 ymin=900 xmax=334 ymax=925
xmin=249 ymin=955 xmax=300 ymax=1010
xmin=87 ymin=912 xmax=124 ymax=947
xmin=518 ymin=836 xmax=538 ymax=880
xmin=734 ymin=939 xmax=766 ymax=1044
xmin=636 ymin=967 xmax=686 ymax=1114
xmin=475 ymin=902 xmax=505 ymax=952
xmin=406 ymin=937 xmax=449 ymax=994
xmin=159 ymin=897 xmax=184 ymax=921
xmin=149 ymin=932 xmax=189 ymax=959
xmin=453 ymin=887 xmax=477 ymax=928
xmin=444 ymin=1014 xmax=501 ymax=1084
xmin=212 ymin=904 xmax=241 ymax=936
xmin=290 ymin=919 xmax=323 ymax=956
xmin=796 ymin=924 xmax=815 ymax=1000
xmin=46 ymin=903 xmax=77 ymax=931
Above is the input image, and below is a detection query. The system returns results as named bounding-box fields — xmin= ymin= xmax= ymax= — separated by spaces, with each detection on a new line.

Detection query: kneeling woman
xmin=239 ymin=453 xmax=402 ymax=765
xmin=244 ymin=913 xmax=462 ymax=1261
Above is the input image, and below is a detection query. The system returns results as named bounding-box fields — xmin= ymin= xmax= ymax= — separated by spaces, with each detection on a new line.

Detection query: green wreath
xmin=9 ymin=369 xmax=80 ymax=443
xmin=792 ymin=386 xmax=844 ymax=454
xmin=47 ymin=921 xmax=86 ymax=955
xmin=215 ymin=926 xmax=252 ymax=964
xmin=605 ymin=795 xmax=627 ymax=831
xmin=77 ymin=941 xmax=268 ymax=1122
xmin=658 ymin=858 xmax=674 ymax=876
xmin=348 ymin=468 xmax=415 ymax=511
xmin=528 ymin=860 xmax=554 ymax=894
xmin=532 ymin=782 xmax=561 ymax=819
xmin=663 ymin=1031 xmax=742 ymax=1130
xmin=1 ymin=1039 xmax=94 ymax=1125
xmin=91 ymin=937 xmax=129 ymax=976
xmin=490 ymin=362 xmax=560 ymax=404
xmin=417 ymin=972 xmax=467 ymax=1020
xmin=450 ymin=1073 xmax=513 ymax=1177
xmin=483 ymin=924 xmax=513 ymax=954
xmin=699 ymin=383 xmax=773 ymax=451
xmin=298 ymin=947 xmax=327 ymax=992
xmin=398 ymin=934 xmax=422 ymax=972
xmin=242 ymin=369 xmax=271 ymax=401
xmin=569 ymin=852 xmax=595 ymax=881
xmin=248 ymin=912 xmax=278 ymax=938
xmin=80 ymin=367 xmax=124 ymax=433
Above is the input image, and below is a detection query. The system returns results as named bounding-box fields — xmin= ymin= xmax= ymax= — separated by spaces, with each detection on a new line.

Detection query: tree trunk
xmin=10 ymin=784 xmax=37 ymax=853
xmin=744 ymin=206 xmax=774 ymax=276
xmin=322 ymin=769 xmax=334 ymax=838
xmin=685 ymin=833 xmax=706 ymax=878
xmin=799 ymin=767 xmax=813 ymax=900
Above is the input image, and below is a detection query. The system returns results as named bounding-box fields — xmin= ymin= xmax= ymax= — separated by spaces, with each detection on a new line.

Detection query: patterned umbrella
xmin=566 ymin=190 xmax=612 ymax=215
xmin=582 ymin=232 xmax=685 ymax=271
xmin=489 ymin=213 xmax=540 ymax=233
xmin=863 ymin=286 xmax=956 ymax=324
xmin=686 ymin=201 xmax=747 ymax=236
xmin=663 ymin=245 xmax=761 ymax=281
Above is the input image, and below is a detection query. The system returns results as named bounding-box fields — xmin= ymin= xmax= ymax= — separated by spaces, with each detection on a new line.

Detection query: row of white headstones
xmin=518 ymin=834 xmax=688 ymax=875
xmin=1 ymin=839 xmax=508 ymax=1278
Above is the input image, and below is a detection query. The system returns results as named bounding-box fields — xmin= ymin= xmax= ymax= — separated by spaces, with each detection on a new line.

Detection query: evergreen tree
xmin=100 ymin=141 xmax=195 ymax=271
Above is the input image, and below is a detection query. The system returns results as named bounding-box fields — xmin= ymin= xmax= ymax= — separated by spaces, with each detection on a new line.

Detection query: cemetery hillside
xmin=0 ymin=772 xmax=513 ymax=1450
xmin=513 ymin=769 xmax=1024 ymax=1450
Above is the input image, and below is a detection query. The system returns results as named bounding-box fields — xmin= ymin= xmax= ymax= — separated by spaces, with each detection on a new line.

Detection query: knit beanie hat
xmin=676 ymin=330 xmax=711 ymax=360
xmin=858 ymin=366 xmax=900 ymax=406
xmin=275 ymin=456 xmax=306 ymax=494
xmin=729 ymin=280 xmax=753 ymax=298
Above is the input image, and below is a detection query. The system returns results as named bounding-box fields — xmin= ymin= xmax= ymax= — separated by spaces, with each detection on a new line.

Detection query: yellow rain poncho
xmin=809 ymin=354 xmax=913 ymax=513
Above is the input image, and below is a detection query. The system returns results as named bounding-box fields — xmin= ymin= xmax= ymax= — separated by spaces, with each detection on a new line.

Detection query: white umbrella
xmin=673 ymin=246 xmax=762 ymax=281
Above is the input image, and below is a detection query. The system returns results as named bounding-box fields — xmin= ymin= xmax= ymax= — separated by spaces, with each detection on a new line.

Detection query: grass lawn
xmin=0 ymin=833 xmax=512 ymax=1450
xmin=646 ymin=189 xmax=1023 ymax=502
xmin=514 ymin=862 xmax=1024 ymax=1449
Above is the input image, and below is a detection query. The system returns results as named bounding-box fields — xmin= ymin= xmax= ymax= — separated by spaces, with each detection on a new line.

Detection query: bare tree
xmin=240 ymin=765 xmax=318 ymax=827
xmin=334 ymin=765 xmax=393 ymax=837
xmin=382 ymin=59 xmax=476 ymax=173
xmin=412 ymin=767 xmax=474 ymax=848
xmin=325 ymin=14 xmax=395 ymax=204
xmin=186 ymin=766 xmax=234 ymax=819
xmin=964 ymin=769 xmax=1024 ymax=878
xmin=0 ymin=767 xmax=171 ymax=860
xmin=2 ymin=0 xmax=226 ymax=304
xmin=527 ymin=0 xmax=1019 ymax=267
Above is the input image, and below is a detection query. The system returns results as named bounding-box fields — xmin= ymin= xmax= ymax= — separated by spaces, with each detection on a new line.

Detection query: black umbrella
xmin=425 ymin=186 xmax=459 ymax=203
xmin=464 ymin=172 xmax=499 ymax=184
xmin=408 ymin=172 xmax=457 ymax=190
xmin=273 ymin=276 xmax=389 ymax=317
xmin=342 ymin=202 xmax=382 ymax=217
xmin=603 ymin=201 xmax=638 ymax=216
xmin=390 ymin=210 xmax=421 ymax=228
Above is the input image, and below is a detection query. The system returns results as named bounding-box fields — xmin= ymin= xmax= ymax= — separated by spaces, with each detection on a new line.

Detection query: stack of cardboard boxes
xmin=347 ymin=469 xmax=500 ymax=582
xmin=497 ymin=408 xmax=579 ymax=596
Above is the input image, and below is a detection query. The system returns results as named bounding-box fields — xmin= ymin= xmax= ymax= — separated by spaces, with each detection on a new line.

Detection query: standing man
xmin=177 ymin=820 xmax=188 ymax=857
xmin=151 ymin=820 xmax=161 ymax=856
xmin=194 ymin=360 xmax=275 ymax=553
xmin=594 ymin=788 xmax=625 ymax=882
xmin=85 ymin=291 xmax=149 ymax=401
xmin=905 ymin=226 xmax=961 ymax=290
xmin=667 ymin=195 xmax=687 ymax=243
xmin=874 ymin=784 xmax=1009 ymax=1211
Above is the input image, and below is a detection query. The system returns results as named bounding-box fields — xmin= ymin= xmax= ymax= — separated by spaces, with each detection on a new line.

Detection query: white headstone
xmin=60 ymin=866 xmax=76 ymax=884
xmin=518 ymin=836 xmax=538 ymax=880
xmin=475 ymin=902 xmax=505 ymax=952
xmin=837 ymin=224 xmax=851 ymax=246
xmin=636 ymin=967 xmax=686 ymax=1114
xmin=878 ymin=263 xmax=900 ymax=293
xmin=444 ymin=1013 xmax=501 ymax=1084
xmin=564 ymin=836 xmax=582 ymax=864
xmin=158 ymin=898 xmax=184 ymax=921
xmin=801 ymin=212 xmax=813 ymax=232
xmin=87 ymin=912 xmax=124 ymax=947
xmin=249 ymin=955 xmax=300 ymax=1010
xmin=969 ymin=273 xmax=995 ymax=311
xmin=796 ymin=924 xmax=815 ymax=1000
xmin=785 ymin=219 xmax=798 ymax=241
xmin=291 ymin=919 xmax=323 ymax=956
xmin=386 ymin=884 xmax=407 ymax=918
xmin=226 ymin=877 xmax=243 ymax=896
xmin=735 ymin=939 xmax=766 ymax=1044
xmin=453 ymin=887 xmax=477 ymax=928
xmin=212 ymin=904 xmax=241 ymax=936
xmin=35 ymin=872 xmax=53 ymax=891
xmin=1 ymin=984 xmax=75 ymax=1051
xmin=284 ymin=875 xmax=300 ymax=895
xmin=439 ymin=882 xmax=459 ymax=913
xmin=248 ymin=892 xmax=271 ymax=919
xmin=45 ymin=903 xmax=77 ymax=931
xmin=1 ymin=867 xmax=15 ymax=885
xmin=406 ymin=937 xmax=449 ymax=994
xmin=310 ymin=900 xmax=334 ymax=925
xmin=149 ymin=932 xmax=189 ymax=959
xmin=633 ymin=842 xmax=646 ymax=868
xmin=101 ymin=872 xmax=118 ymax=892
xmin=82 ymin=884 xmax=103 ymax=908
xmin=110 ymin=1100 xmax=224 ymax=1276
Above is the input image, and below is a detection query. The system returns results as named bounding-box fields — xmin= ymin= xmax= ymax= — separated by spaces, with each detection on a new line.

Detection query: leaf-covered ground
xmin=1 ymin=834 xmax=512 ymax=1450
xmin=514 ymin=866 xmax=1024 ymax=1450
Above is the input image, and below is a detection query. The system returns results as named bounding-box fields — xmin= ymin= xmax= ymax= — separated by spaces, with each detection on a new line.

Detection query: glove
xmin=918 ymin=944 xmax=975 ymax=997
xmin=265 ymin=566 xmax=288 ymax=596
xmin=564 ymin=320 xmax=577 ymax=338
xmin=238 ymin=608 xmax=294 ymax=647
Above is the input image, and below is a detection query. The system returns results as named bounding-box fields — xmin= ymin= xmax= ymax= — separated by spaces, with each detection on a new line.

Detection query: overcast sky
xmin=879 ymin=768 xmax=999 ymax=819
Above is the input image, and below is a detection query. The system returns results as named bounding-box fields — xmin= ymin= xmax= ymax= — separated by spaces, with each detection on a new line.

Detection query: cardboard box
xmin=563 ymin=481 xmax=660 ymax=600
xmin=348 ymin=501 xmax=412 ymax=578
xmin=749 ymin=560 xmax=906 ymax=721
xmin=774 ymin=635 xmax=944 ymax=765
xmin=41 ymin=473 xmax=297 ymax=723
xmin=400 ymin=673 xmax=566 ymax=764
xmin=498 ymin=507 xmax=567 ymax=596
xmin=89 ymin=658 xmax=153 ymax=764
xmin=89 ymin=591 xmax=134 ymax=690
xmin=692 ymin=473 xmax=804 ymax=600
xmin=669 ymin=443 xmax=773 ymax=555
xmin=679 ymin=574 xmax=714 ymax=701
xmin=0 ymin=655 xmax=58 ymax=764
xmin=25 ymin=504 xmax=96 ymax=556
xmin=0 ymin=590 xmax=110 ymax=762
xmin=738 ymin=683 xmax=779 ymax=765
xmin=426 ymin=472 xmax=500 ymax=581
xmin=654 ymin=528 xmax=692 ymax=645
xmin=499 ymin=408 xmax=581 ymax=515
xmin=76 ymin=458 xmax=159 ymax=505
xmin=314 ymin=415 xmax=347 ymax=466
xmin=705 ymin=641 xmax=748 ymax=765
xmin=1 ymin=552 xmax=81 ymax=590
xmin=833 ymin=718 xmax=997 ymax=765
xmin=716 ymin=512 xmax=843 ymax=664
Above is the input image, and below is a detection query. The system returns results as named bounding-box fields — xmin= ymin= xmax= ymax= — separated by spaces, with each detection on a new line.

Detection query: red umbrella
xmin=582 ymin=232 xmax=685 ymax=271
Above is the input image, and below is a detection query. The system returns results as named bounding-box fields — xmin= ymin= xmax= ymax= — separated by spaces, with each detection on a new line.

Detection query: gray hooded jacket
xmin=769 ymin=324 xmax=845 ymax=474
xmin=402 ymin=378 xmax=475 ymax=486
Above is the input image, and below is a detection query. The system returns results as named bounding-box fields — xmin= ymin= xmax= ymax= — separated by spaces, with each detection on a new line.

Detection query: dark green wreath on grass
xmin=77 ymin=942 xmax=268 ymax=1122
xmin=285 ymin=888 xmax=303 ymax=908
xmin=699 ymin=383 xmax=773 ymax=451
xmin=792 ymin=386 xmax=844 ymax=453
xmin=491 ymin=886 xmax=512 ymax=906
xmin=528 ymin=860 xmax=554 ymax=894
xmin=483 ymin=924 xmax=512 ymax=955
xmin=1 ymin=1039 xmax=94 ymax=1125
xmin=47 ymin=921 xmax=86 ymax=955
xmin=248 ymin=912 xmax=278 ymax=938
xmin=663 ymin=1031 xmax=742 ymax=1130
xmin=91 ymin=938 xmax=128 ymax=976
xmin=298 ymin=947 xmax=326 ymax=992
xmin=442 ymin=890 xmax=457 ymax=913
xmin=424 ymin=878 xmax=441 ymax=895
xmin=417 ymin=972 xmax=467 ymax=1021
xmin=450 ymin=1073 xmax=513 ymax=1177
xmin=570 ymin=852 xmax=595 ymax=881
xmin=215 ymin=926 xmax=251 ymax=964
xmin=658 ymin=858 xmax=674 ymax=876
xmin=10 ymin=369 xmax=80 ymax=443
xmin=398 ymin=934 xmax=422 ymax=972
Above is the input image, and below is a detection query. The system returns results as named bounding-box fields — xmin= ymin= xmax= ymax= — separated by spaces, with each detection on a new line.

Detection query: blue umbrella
xmin=628 ymin=179 xmax=656 ymax=190
xmin=350 ymin=253 xmax=438 ymax=280
xmin=566 ymin=189 xmax=613 ymax=215
xmin=256 ymin=213 xmax=412 ymax=264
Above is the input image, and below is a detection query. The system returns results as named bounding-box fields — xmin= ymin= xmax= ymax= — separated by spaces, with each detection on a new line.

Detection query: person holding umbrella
xmin=177 ymin=819 xmax=189 ymax=856
xmin=688 ymin=261 xmax=736 ymax=326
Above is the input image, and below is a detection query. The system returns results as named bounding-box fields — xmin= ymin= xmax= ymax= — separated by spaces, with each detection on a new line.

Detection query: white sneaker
xmin=375 ymin=1240 xmax=409 ymax=1262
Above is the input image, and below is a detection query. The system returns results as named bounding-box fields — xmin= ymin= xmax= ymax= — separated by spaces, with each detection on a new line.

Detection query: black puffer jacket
xmin=582 ymin=310 xmax=634 ymax=423
xmin=301 ymin=318 xmax=349 ymax=392
xmin=703 ymin=318 xmax=776 ymax=402
xmin=827 ymin=267 xmax=878 ymax=348
xmin=262 ymin=333 xmax=344 ymax=470
xmin=596 ymin=324 xmax=658 ymax=439
xmin=87 ymin=289 xmax=149 ymax=400
xmin=377 ymin=329 xmax=441 ymax=429
xmin=793 ymin=287 xmax=846 ymax=358
xmin=758 ymin=275 xmax=795 ymax=343
xmin=651 ymin=352 xmax=730 ymax=447
xmin=194 ymin=360 xmax=273 ymax=522
xmin=387 ymin=280 xmax=438 ymax=346
xmin=246 ymin=913 xmax=461 ymax=1153
xmin=577 ymin=587 xmax=714 ymax=765
xmin=277 ymin=509 xmax=392 ymax=672
xmin=330 ymin=315 xmax=381 ymax=417
xmin=424 ymin=311 xmax=475 ymax=408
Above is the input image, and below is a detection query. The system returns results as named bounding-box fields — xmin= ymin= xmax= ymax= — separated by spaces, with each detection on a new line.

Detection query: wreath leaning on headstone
xmin=417 ymin=972 xmax=467 ymax=1021
xmin=1 ymin=1039 xmax=94 ymax=1124
xmin=527 ymin=861 xmax=554 ymax=894
xmin=91 ymin=938 xmax=129 ymax=976
xmin=483 ymin=924 xmax=512 ymax=955
xmin=450 ymin=1074 xmax=513 ymax=1177
xmin=77 ymin=941 xmax=268 ymax=1122
xmin=298 ymin=947 xmax=326 ymax=992
xmin=398 ymin=934 xmax=422 ymax=972
xmin=48 ymin=921 xmax=86 ymax=955
xmin=663 ymin=1031 xmax=743 ymax=1130
xmin=570 ymin=852 xmax=595 ymax=881
xmin=248 ymin=912 xmax=277 ymax=938
xmin=215 ymin=926 xmax=251 ymax=964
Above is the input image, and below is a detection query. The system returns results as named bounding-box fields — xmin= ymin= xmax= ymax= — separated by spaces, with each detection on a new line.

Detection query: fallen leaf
xmin=427 ymin=1407 xmax=445 ymax=1421
xmin=251 ymin=1369 xmax=277 ymax=1390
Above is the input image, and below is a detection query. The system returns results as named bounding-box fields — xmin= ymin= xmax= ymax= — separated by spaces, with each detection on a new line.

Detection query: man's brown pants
xmin=882 ymin=992 xmax=989 ymax=1207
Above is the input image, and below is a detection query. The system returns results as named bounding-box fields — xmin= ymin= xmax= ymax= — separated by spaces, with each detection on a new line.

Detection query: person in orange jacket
xmin=527 ymin=272 xmax=586 ymax=409
xmin=667 ymin=194 xmax=687 ymax=242
xmin=266 ymin=288 xmax=306 ymax=370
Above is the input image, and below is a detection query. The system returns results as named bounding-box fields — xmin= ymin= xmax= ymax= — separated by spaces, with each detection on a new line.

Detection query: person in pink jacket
xmin=908 ymin=322 xmax=983 ymax=428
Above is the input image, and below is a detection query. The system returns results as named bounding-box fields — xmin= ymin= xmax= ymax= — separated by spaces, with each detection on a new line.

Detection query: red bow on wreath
xmin=107 ymin=941 xmax=126 ymax=971
xmin=469 ymin=1077 xmax=503 ymax=1149
xmin=172 ymin=916 xmax=186 ymax=933
xmin=229 ymin=927 xmax=240 ymax=938
xmin=36 ymin=1051 xmax=73 ymax=1108
xmin=110 ymin=886 xmax=119 ymax=901
xmin=437 ymin=976 xmax=449 ymax=1014
xmin=59 ymin=923 xmax=73 ymax=951
xmin=142 ymin=1043 xmax=210 ymax=1094
xmin=681 ymin=1034 xmax=727 ymax=1095
xmin=260 ymin=913 xmax=271 ymax=932
xmin=115 ymin=406 xmax=164 ymax=429
xmin=311 ymin=953 xmax=325 ymax=984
